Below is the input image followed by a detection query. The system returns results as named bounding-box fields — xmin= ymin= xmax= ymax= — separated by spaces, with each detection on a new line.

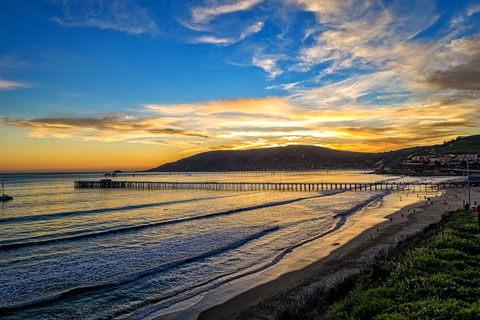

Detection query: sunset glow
xmin=1 ymin=1 xmax=479 ymax=171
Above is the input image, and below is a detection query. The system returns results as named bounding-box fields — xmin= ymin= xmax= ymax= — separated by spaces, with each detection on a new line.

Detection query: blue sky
xmin=0 ymin=0 xmax=479 ymax=170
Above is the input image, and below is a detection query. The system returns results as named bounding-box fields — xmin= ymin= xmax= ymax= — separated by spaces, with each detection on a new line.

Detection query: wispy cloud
xmin=422 ymin=35 xmax=480 ymax=91
xmin=0 ymin=55 xmax=27 ymax=69
xmin=0 ymin=79 xmax=30 ymax=90
xmin=252 ymin=54 xmax=283 ymax=79
xmin=192 ymin=21 xmax=264 ymax=44
xmin=240 ymin=21 xmax=264 ymax=39
xmin=192 ymin=0 xmax=263 ymax=24
xmin=2 ymin=114 xmax=209 ymax=142
xmin=53 ymin=0 xmax=159 ymax=36
xmin=193 ymin=35 xmax=234 ymax=44
xmin=183 ymin=0 xmax=267 ymax=48
xmin=467 ymin=5 xmax=480 ymax=17
xmin=266 ymin=81 xmax=303 ymax=91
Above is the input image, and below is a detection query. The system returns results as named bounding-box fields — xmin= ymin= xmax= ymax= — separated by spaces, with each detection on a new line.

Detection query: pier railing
xmin=74 ymin=180 xmax=472 ymax=192
xmin=111 ymin=169 xmax=372 ymax=177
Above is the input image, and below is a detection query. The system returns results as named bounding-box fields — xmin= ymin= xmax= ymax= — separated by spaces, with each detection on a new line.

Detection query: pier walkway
xmin=74 ymin=180 xmax=472 ymax=192
xmin=111 ymin=169 xmax=371 ymax=177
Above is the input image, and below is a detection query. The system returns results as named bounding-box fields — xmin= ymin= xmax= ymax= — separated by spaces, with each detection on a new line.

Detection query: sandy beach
xmin=157 ymin=187 xmax=479 ymax=320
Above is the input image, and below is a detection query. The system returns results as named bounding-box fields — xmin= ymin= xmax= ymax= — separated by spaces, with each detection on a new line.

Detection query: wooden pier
xmin=74 ymin=180 xmax=471 ymax=192
xmin=111 ymin=169 xmax=371 ymax=177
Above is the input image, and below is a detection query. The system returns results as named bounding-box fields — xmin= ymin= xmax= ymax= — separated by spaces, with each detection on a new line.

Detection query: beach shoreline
xmin=152 ymin=187 xmax=477 ymax=320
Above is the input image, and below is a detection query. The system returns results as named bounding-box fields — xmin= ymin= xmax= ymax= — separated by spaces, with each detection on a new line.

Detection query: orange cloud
xmin=2 ymin=93 xmax=478 ymax=159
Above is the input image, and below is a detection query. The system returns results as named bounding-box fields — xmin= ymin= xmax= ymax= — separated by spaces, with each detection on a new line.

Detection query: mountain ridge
xmin=147 ymin=135 xmax=480 ymax=172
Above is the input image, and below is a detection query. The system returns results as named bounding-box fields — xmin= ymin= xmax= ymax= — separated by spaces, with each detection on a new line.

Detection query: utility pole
xmin=467 ymin=160 xmax=471 ymax=209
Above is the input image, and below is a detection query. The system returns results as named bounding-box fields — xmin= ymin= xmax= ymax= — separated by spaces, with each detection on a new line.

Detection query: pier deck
xmin=74 ymin=180 xmax=472 ymax=192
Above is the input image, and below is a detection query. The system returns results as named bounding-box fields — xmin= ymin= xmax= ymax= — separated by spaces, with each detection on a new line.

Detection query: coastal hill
xmin=416 ymin=134 xmax=480 ymax=154
xmin=150 ymin=146 xmax=376 ymax=172
xmin=148 ymin=135 xmax=480 ymax=172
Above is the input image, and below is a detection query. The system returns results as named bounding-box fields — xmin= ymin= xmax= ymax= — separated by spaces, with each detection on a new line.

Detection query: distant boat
xmin=0 ymin=180 xmax=13 ymax=202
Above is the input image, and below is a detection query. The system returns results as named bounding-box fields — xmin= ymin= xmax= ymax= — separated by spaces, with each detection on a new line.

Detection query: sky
xmin=0 ymin=0 xmax=479 ymax=171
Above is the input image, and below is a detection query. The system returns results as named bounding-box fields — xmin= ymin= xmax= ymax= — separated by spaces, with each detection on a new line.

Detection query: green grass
xmin=323 ymin=210 xmax=480 ymax=320
xmin=424 ymin=135 xmax=480 ymax=155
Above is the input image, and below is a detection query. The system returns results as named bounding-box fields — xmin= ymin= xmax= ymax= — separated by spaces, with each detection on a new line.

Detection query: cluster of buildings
xmin=407 ymin=154 xmax=479 ymax=165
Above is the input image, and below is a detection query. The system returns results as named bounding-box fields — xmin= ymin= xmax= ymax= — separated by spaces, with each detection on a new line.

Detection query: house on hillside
xmin=407 ymin=154 xmax=479 ymax=165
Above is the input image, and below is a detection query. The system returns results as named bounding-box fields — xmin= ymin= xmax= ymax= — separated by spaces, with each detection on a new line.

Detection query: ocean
xmin=0 ymin=171 xmax=448 ymax=319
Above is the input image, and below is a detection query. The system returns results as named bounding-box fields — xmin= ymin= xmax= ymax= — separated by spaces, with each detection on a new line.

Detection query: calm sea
xmin=0 ymin=171 xmax=441 ymax=319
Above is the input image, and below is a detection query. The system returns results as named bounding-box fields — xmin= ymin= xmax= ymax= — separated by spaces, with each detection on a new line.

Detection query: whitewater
xmin=0 ymin=171 xmax=445 ymax=319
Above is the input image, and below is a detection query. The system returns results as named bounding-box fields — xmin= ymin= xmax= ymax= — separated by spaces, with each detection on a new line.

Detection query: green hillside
xmin=148 ymin=135 xmax=480 ymax=172
xmin=429 ymin=135 xmax=480 ymax=154
xmin=323 ymin=210 xmax=480 ymax=320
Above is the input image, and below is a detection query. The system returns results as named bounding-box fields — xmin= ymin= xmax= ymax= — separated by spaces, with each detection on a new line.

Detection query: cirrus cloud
xmin=0 ymin=79 xmax=30 ymax=90
xmin=53 ymin=0 xmax=159 ymax=36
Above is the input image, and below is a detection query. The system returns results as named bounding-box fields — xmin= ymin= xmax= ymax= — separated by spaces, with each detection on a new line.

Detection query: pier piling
xmin=74 ymin=180 xmax=471 ymax=192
